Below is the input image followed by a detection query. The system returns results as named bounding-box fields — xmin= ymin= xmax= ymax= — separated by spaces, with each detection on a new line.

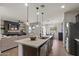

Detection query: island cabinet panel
xmin=46 ymin=37 xmax=53 ymax=55
xmin=46 ymin=39 xmax=51 ymax=55
xmin=40 ymin=42 xmax=48 ymax=56
xmin=50 ymin=37 xmax=53 ymax=50
xmin=23 ymin=45 xmax=40 ymax=56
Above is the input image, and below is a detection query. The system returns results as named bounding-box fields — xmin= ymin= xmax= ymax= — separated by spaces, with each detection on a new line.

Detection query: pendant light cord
xmin=36 ymin=7 xmax=39 ymax=24
xmin=37 ymin=10 xmax=38 ymax=24
xmin=42 ymin=12 xmax=44 ymax=26
xmin=27 ymin=6 xmax=29 ymax=22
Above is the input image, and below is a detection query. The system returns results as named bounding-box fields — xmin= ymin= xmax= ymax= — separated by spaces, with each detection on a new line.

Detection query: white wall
xmin=64 ymin=10 xmax=79 ymax=23
xmin=0 ymin=6 xmax=27 ymax=22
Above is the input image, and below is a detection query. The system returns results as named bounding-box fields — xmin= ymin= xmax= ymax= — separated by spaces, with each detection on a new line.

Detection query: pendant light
xmin=32 ymin=26 xmax=35 ymax=29
xmin=25 ymin=3 xmax=29 ymax=26
xmin=40 ymin=5 xmax=45 ymax=36
xmin=36 ymin=7 xmax=39 ymax=27
xmin=41 ymin=12 xmax=44 ymax=26
xmin=40 ymin=5 xmax=45 ymax=26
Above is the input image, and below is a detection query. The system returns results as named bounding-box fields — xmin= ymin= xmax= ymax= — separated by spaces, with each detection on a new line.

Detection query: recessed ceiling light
xmin=61 ymin=5 xmax=65 ymax=8
xmin=25 ymin=3 xmax=28 ymax=7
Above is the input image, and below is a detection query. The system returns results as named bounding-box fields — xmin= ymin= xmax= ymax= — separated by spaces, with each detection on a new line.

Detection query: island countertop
xmin=15 ymin=35 xmax=53 ymax=48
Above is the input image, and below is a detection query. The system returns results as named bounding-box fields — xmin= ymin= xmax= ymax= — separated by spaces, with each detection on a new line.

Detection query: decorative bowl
xmin=30 ymin=37 xmax=36 ymax=41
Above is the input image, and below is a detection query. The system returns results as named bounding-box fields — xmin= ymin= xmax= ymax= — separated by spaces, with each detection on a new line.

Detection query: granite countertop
xmin=16 ymin=35 xmax=53 ymax=48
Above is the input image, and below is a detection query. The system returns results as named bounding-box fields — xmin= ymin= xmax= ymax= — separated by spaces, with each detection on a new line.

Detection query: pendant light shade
xmin=36 ymin=12 xmax=39 ymax=15
xmin=32 ymin=26 xmax=35 ymax=29
xmin=26 ymin=22 xmax=29 ymax=25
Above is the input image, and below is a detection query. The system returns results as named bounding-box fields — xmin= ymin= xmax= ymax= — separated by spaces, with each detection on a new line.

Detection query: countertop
xmin=15 ymin=35 xmax=53 ymax=48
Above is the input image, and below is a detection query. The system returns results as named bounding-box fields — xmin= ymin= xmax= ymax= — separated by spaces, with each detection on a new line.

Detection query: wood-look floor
xmin=49 ymin=39 xmax=70 ymax=56
xmin=0 ymin=39 xmax=70 ymax=56
xmin=0 ymin=48 xmax=18 ymax=56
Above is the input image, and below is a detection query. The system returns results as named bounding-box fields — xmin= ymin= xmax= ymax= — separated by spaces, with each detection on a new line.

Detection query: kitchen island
xmin=16 ymin=35 xmax=53 ymax=56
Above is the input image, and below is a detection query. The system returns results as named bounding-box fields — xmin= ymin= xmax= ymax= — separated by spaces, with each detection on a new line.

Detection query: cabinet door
xmin=23 ymin=45 xmax=38 ymax=56
xmin=40 ymin=42 xmax=47 ymax=56
xmin=76 ymin=14 xmax=79 ymax=23
xmin=77 ymin=42 xmax=79 ymax=56
xmin=47 ymin=40 xmax=50 ymax=54
xmin=50 ymin=39 xmax=53 ymax=50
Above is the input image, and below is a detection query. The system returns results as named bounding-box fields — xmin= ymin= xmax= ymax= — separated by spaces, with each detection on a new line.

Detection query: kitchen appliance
xmin=65 ymin=21 xmax=79 ymax=55
xmin=65 ymin=22 xmax=77 ymax=55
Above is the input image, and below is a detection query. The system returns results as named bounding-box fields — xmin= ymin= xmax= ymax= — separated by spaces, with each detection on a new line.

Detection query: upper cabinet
xmin=76 ymin=14 xmax=79 ymax=23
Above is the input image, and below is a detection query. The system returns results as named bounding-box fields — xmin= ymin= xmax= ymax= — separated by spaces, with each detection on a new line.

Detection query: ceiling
xmin=0 ymin=3 xmax=79 ymax=24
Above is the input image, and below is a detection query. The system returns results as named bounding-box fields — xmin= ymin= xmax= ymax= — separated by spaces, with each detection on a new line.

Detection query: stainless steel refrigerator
xmin=65 ymin=22 xmax=79 ymax=55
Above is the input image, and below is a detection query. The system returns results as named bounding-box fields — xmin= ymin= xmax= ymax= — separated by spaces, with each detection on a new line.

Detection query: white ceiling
xmin=0 ymin=3 xmax=79 ymax=24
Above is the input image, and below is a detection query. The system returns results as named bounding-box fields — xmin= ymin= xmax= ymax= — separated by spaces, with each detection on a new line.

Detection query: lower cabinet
xmin=40 ymin=42 xmax=48 ymax=56
xmin=22 ymin=38 xmax=53 ymax=56
xmin=50 ymin=37 xmax=53 ymax=50
xmin=40 ymin=38 xmax=53 ymax=56
xmin=76 ymin=41 xmax=79 ymax=56
xmin=23 ymin=45 xmax=39 ymax=56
